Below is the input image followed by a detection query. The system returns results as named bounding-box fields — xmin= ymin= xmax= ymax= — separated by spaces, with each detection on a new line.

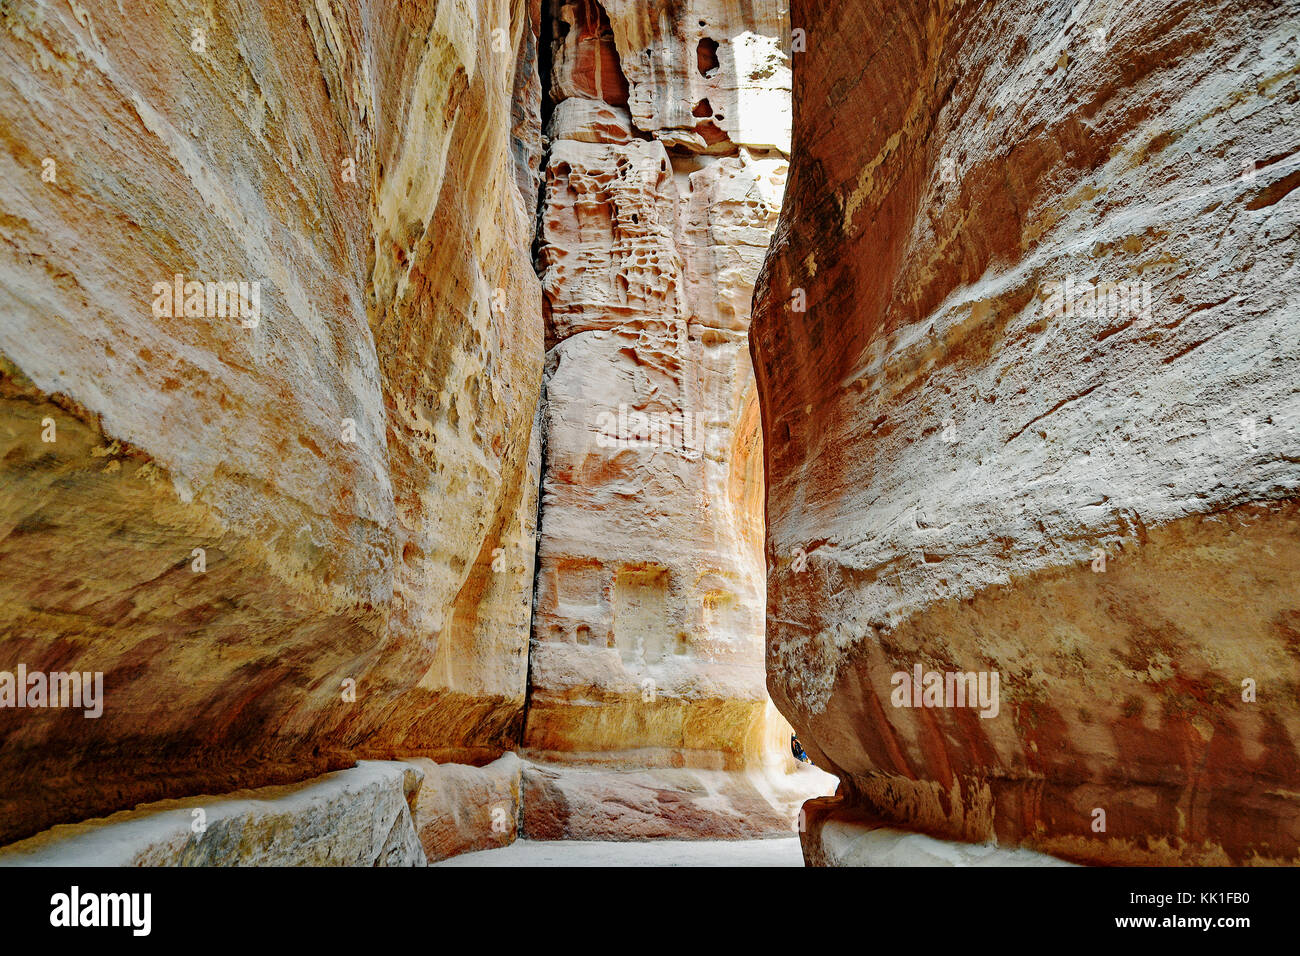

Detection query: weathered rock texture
xmin=0 ymin=0 xmax=543 ymax=844
xmin=408 ymin=753 xmax=523 ymax=862
xmin=800 ymin=796 xmax=1074 ymax=867
xmin=525 ymin=1 xmax=821 ymax=824
xmin=0 ymin=761 xmax=426 ymax=867
xmin=523 ymin=760 xmax=824 ymax=841
xmin=752 ymin=0 xmax=1300 ymax=864
xmin=548 ymin=0 xmax=792 ymax=154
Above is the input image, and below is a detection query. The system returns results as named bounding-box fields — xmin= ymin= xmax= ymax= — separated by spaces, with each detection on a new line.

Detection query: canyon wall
xmin=0 ymin=761 xmax=429 ymax=866
xmin=752 ymin=0 xmax=1300 ymax=864
xmin=524 ymin=0 xmax=831 ymax=832
xmin=0 ymin=0 xmax=543 ymax=844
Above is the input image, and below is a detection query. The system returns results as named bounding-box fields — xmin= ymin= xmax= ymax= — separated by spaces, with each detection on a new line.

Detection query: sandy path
xmin=434 ymin=837 xmax=805 ymax=867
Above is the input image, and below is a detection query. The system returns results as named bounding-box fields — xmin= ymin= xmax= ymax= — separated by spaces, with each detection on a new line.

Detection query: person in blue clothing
xmin=790 ymin=733 xmax=811 ymax=763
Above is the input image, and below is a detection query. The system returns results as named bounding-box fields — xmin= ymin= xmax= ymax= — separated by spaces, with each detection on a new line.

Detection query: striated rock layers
xmin=524 ymin=0 xmax=805 ymax=790
xmin=752 ymin=0 xmax=1300 ymax=864
xmin=527 ymin=1 xmax=780 ymax=764
xmin=0 ymin=761 xmax=427 ymax=867
xmin=0 ymin=0 xmax=544 ymax=843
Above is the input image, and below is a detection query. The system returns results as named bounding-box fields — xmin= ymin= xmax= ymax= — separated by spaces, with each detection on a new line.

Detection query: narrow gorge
xmin=0 ymin=0 xmax=1296 ymax=870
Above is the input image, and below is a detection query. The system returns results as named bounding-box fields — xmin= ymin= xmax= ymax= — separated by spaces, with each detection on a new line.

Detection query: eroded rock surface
xmin=408 ymin=753 xmax=523 ymax=862
xmin=523 ymin=0 xmax=831 ymax=835
xmin=549 ymin=0 xmax=792 ymax=153
xmin=0 ymin=761 xmax=426 ymax=867
xmin=522 ymin=761 xmax=825 ymax=841
xmin=530 ymin=2 xmax=780 ymax=765
xmin=0 ymin=0 xmax=543 ymax=843
xmin=800 ymin=796 xmax=1075 ymax=868
xmin=751 ymin=0 xmax=1300 ymax=864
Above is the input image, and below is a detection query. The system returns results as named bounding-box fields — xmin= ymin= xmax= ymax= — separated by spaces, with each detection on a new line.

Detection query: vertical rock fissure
xmin=515 ymin=0 xmax=836 ymax=840
xmin=520 ymin=1 xmax=560 ymax=751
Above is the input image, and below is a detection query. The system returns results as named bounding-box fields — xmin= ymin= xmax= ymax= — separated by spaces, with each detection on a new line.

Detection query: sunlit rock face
xmin=550 ymin=0 xmax=792 ymax=153
xmin=752 ymin=0 xmax=1300 ymax=864
xmin=0 ymin=0 xmax=543 ymax=844
xmin=525 ymin=0 xmax=813 ymax=803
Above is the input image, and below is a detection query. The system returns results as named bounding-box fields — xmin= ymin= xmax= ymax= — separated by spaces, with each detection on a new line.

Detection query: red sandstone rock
xmin=521 ymin=762 xmax=814 ymax=841
xmin=408 ymin=755 xmax=523 ymax=862
xmin=751 ymin=0 xmax=1300 ymax=865
xmin=524 ymin=0 xmax=834 ymax=836
xmin=0 ymin=0 xmax=543 ymax=844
